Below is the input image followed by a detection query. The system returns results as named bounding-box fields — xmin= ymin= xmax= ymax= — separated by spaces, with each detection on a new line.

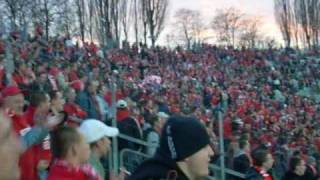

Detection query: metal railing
xmin=119 ymin=149 xmax=151 ymax=167
xmin=110 ymin=98 xmax=240 ymax=180
xmin=209 ymin=164 xmax=245 ymax=179
xmin=118 ymin=133 xmax=154 ymax=147
xmin=117 ymin=146 xmax=245 ymax=179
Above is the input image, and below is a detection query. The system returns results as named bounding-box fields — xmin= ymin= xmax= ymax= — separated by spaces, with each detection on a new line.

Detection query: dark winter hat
xmin=158 ymin=115 xmax=210 ymax=161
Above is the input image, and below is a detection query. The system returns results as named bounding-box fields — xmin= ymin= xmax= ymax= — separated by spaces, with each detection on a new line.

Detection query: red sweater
xmin=117 ymin=109 xmax=130 ymax=122
xmin=10 ymin=114 xmax=38 ymax=180
xmin=47 ymin=164 xmax=88 ymax=180
xmin=64 ymin=103 xmax=87 ymax=127
xmin=24 ymin=106 xmax=52 ymax=176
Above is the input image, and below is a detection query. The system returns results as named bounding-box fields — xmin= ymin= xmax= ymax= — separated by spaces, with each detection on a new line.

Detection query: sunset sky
xmin=161 ymin=0 xmax=282 ymax=45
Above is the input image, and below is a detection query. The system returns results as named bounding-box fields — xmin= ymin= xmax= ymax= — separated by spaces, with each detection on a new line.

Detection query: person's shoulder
xmin=234 ymin=153 xmax=248 ymax=159
xmin=245 ymin=167 xmax=262 ymax=180
xmin=282 ymin=171 xmax=301 ymax=180
xmin=128 ymin=157 xmax=187 ymax=180
xmin=127 ymin=157 xmax=166 ymax=179
xmin=48 ymin=164 xmax=87 ymax=180
xmin=147 ymin=130 xmax=159 ymax=138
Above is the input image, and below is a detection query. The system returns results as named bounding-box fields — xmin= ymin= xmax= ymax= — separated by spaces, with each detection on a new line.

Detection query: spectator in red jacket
xmin=116 ymin=99 xmax=130 ymax=121
xmin=2 ymin=86 xmax=50 ymax=180
xmin=64 ymin=87 xmax=87 ymax=127
xmin=24 ymin=92 xmax=52 ymax=179
xmin=48 ymin=126 xmax=101 ymax=180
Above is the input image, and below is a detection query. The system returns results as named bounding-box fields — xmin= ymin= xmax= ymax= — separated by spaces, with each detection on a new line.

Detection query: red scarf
xmin=254 ymin=166 xmax=273 ymax=180
xmin=53 ymin=159 xmax=102 ymax=180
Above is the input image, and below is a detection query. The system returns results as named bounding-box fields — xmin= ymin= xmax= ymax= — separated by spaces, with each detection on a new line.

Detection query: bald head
xmin=3 ymin=93 xmax=25 ymax=115
xmin=1 ymin=86 xmax=24 ymax=115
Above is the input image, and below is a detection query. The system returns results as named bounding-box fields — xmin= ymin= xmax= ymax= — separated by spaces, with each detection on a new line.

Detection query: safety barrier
xmin=209 ymin=164 xmax=245 ymax=179
xmin=117 ymin=146 xmax=245 ymax=179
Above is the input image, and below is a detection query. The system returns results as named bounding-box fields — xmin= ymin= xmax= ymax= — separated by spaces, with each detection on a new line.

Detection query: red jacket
xmin=34 ymin=135 xmax=52 ymax=164
xmin=64 ymin=103 xmax=87 ymax=127
xmin=47 ymin=164 xmax=88 ymax=180
xmin=117 ymin=109 xmax=130 ymax=122
xmin=10 ymin=114 xmax=38 ymax=180
xmin=24 ymin=106 xmax=36 ymax=126
xmin=24 ymin=106 xmax=52 ymax=176
xmin=12 ymin=72 xmax=26 ymax=86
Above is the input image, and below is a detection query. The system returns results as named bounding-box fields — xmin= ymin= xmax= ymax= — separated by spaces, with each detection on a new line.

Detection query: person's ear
xmin=96 ymin=139 xmax=105 ymax=149
xmin=96 ymin=139 xmax=102 ymax=147
xmin=71 ymin=144 xmax=78 ymax=157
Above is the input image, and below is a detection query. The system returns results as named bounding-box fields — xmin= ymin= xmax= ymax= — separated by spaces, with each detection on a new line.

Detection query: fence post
xmin=218 ymin=107 xmax=225 ymax=180
xmin=111 ymin=72 xmax=119 ymax=176
xmin=4 ymin=29 xmax=14 ymax=85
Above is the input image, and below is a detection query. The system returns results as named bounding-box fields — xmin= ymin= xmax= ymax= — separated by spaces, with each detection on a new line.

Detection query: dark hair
xmin=240 ymin=133 xmax=250 ymax=141
xmin=50 ymin=126 xmax=81 ymax=159
xmin=289 ymin=156 xmax=303 ymax=171
xmin=145 ymin=114 xmax=159 ymax=127
xmin=239 ymin=139 xmax=249 ymax=150
xmin=14 ymin=61 xmax=26 ymax=70
xmin=29 ymin=92 xmax=48 ymax=107
xmin=49 ymin=90 xmax=60 ymax=101
xmin=251 ymin=148 xmax=270 ymax=166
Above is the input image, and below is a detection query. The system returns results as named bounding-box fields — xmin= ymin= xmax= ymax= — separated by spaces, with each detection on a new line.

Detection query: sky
xmin=160 ymin=0 xmax=282 ymax=45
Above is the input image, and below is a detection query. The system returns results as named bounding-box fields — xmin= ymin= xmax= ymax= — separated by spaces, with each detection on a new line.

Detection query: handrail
xmin=209 ymin=164 xmax=246 ymax=179
xmin=118 ymin=148 xmax=246 ymax=179
xmin=119 ymin=148 xmax=151 ymax=168
xmin=118 ymin=133 xmax=157 ymax=147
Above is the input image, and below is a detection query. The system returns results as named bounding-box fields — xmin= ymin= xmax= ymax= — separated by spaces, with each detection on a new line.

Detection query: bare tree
xmin=75 ymin=0 xmax=86 ymax=42
xmin=274 ymin=0 xmax=320 ymax=49
xmin=2 ymin=0 xmax=32 ymax=30
xmin=274 ymin=0 xmax=295 ymax=48
xmin=54 ymin=0 xmax=77 ymax=36
xmin=88 ymin=0 xmax=95 ymax=41
xmin=93 ymin=0 xmax=107 ymax=46
xmin=174 ymin=8 xmax=205 ymax=49
xmin=28 ymin=0 xmax=62 ymax=40
xmin=308 ymin=0 xmax=320 ymax=47
xmin=1 ymin=0 xmax=171 ymax=48
xmin=294 ymin=0 xmax=312 ymax=49
xmin=191 ymin=11 xmax=206 ymax=44
xmin=143 ymin=0 xmax=169 ymax=47
xmin=40 ymin=0 xmax=51 ymax=39
xmin=239 ymin=17 xmax=262 ymax=48
xmin=211 ymin=7 xmax=244 ymax=46
xmin=141 ymin=0 xmax=148 ymax=45
xmin=131 ymin=0 xmax=140 ymax=44
xmin=110 ymin=0 xmax=120 ymax=47
xmin=119 ymin=0 xmax=131 ymax=42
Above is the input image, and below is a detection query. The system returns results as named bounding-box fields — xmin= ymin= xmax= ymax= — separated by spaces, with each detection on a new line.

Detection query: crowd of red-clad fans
xmin=1 ymin=27 xmax=320 ymax=180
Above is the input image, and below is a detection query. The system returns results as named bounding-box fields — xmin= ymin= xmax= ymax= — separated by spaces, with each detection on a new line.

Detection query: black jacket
xmin=233 ymin=153 xmax=250 ymax=180
xmin=233 ymin=153 xmax=251 ymax=174
xmin=282 ymin=171 xmax=304 ymax=180
xmin=118 ymin=117 xmax=143 ymax=151
xmin=303 ymin=165 xmax=319 ymax=180
xmin=127 ymin=154 xmax=189 ymax=180
xmin=245 ymin=167 xmax=264 ymax=180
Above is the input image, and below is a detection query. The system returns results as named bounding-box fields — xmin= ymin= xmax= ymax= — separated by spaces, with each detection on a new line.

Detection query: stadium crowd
xmin=1 ymin=28 xmax=320 ymax=180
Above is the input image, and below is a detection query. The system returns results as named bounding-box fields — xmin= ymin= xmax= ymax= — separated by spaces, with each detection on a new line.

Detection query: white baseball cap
xmin=79 ymin=119 xmax=119 ymax=143
xmin=117 ymin=100 xmax=128 ymax=108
